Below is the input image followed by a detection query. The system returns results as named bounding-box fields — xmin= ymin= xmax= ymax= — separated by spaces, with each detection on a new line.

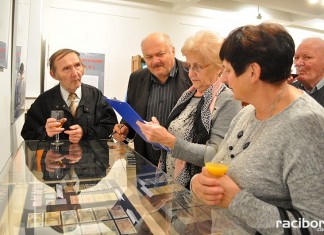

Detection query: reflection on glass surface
xmin=0 ymin=140 xmax=249 ymax=235
xmin=41 ymin=142 xmax=106 ymax=183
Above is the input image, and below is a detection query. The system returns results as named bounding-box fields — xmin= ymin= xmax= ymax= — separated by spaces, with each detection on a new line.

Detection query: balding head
xmin=301 ymin=37 xmax=324 ymax=47
xmin=294 ymin=37 xmax=324 ymax=90
xmin=141 ymin=32 xmax=173 ymax=51
xmin=140 ymin=32 xmax=176 ymax=84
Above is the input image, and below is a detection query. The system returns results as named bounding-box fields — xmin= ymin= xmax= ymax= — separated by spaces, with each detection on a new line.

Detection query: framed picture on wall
xmin=0 ymin=0 xmax=11 ymax=69
xmin=11 ymin=0 xmax=31 ymax=122
xmin=80 ymin=52 xmax=105 ymax=93
xmin=44 ymin=50 xmax=106 ymax=94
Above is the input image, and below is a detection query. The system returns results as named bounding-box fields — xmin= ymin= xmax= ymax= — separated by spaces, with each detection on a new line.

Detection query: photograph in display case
xmin=115 ymin=218 xmax=137 ymax=234
xmin=78 ymin=208 xmax=96 ymax=223
xmin=63 ymin=224 xmax=81 ymax=234
xmin=80 ymin=223 xmax=101 ymax=235
xmin=27 ymin=213 xmax=44 ymax=228
xmin=61 ymin=210 xmax=79 ymax=225
xmin=93 ymin=206 xmax=112 ymax=221
xmin=45 ymin=211 xmax=62 ymax=227
xmin=99 ymin=220 xmax=119 ymax=234
xmin=20 ymin=179 xmax=141 ymax=234
xmin=109 ymin=205 xmax=128 ymax=219
xmin=70 ymin=195 xmax=81 ymax=204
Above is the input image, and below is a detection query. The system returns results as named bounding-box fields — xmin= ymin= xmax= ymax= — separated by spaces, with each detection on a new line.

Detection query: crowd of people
xmin=136 ymin=30 xmax=241 ymax=189
xmin=22 ymin=22 xmax=324 ymax=234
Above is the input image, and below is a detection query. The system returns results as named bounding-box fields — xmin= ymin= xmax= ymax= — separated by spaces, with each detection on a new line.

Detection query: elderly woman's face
xmin=185 ymin=53 xmax=219 ymax=94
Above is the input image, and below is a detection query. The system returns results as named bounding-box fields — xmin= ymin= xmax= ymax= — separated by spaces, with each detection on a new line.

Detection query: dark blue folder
xmin=105 ymin=98 xmax=171 ymax=152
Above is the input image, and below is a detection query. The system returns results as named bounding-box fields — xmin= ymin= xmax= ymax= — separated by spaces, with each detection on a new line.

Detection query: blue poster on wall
xmin=0 ymin=41 xmax=7 ymax=68
xmin=79 ymin=52 xmax=105 ymax=94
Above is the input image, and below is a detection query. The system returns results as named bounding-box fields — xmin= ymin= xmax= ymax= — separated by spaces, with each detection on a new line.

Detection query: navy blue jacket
xmin=292 ymin=80 xmax=324 ymax=107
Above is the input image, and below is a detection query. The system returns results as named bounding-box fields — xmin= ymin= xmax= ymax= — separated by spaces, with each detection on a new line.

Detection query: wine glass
xmin=204 ymin=140 xmax=230 ymax=177
xmin=46 ymin=147 xmax=64 ymax=179
xmin=51 ymin=110 xmax=65 ymax=146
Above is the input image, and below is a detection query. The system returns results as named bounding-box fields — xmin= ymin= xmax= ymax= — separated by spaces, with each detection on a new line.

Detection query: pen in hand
xmin=109 ymin=124 xmax=125 ymax=139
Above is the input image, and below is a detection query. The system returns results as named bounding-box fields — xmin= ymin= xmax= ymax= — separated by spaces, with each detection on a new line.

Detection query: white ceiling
xmin=93 ymin=0 xmax=324 ymax=33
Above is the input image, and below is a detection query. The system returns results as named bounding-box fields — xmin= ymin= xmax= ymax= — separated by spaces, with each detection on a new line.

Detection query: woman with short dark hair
xmin=191 ymin=23 xmax=324 ymax=234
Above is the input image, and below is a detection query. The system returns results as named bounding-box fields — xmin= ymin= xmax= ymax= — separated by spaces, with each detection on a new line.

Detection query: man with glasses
xmin=293 ymin=37 xmax=324 ymax=107
xmin=112 ymin=32 xmax=191 ymax=166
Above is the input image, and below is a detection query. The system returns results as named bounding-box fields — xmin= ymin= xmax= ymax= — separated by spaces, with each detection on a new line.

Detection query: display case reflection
xmin=43 ymin=144 xmax=82 ymax=179
xmin=39 ymin=141 xmax=108 ymax=184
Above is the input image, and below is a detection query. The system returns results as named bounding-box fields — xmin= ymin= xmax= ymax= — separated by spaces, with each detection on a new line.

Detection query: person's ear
xmin=250 ymin=62 xmax=261 ymax=84
xmin=170 ymin=46 xmax=175 ymax=56
xmin=50 ymin=70 xmax=57 ymax=80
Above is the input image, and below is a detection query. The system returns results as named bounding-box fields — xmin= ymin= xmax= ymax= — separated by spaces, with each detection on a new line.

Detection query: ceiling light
xmin=257 ymin=12 xmax=262 ymax=19
xmin=308 ymin=0 xmax=319 ymax=3
xmin=256 ymin=5 xmax=262 ymax=19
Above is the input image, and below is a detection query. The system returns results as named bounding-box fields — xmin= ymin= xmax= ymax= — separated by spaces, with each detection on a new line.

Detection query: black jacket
xmin=292 ymin=80 xmax=324 ymax=107
xmin=123 ymin=58 xmax=192 ymax=165
xmin=21 ymin=83 xmax=118 ymax=140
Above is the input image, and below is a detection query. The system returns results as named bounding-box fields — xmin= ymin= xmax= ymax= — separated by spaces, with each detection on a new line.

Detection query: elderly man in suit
xmin=113 ymin=32 xmax=191 ymax=166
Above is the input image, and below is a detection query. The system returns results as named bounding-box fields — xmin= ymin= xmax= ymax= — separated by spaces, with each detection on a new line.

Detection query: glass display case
xmin=0 ymin=140 xmax=248 ymax=235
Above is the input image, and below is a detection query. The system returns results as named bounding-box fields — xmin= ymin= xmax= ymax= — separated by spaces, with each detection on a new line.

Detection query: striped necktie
xmin=68 ymin=93 xmax=77 ymax=117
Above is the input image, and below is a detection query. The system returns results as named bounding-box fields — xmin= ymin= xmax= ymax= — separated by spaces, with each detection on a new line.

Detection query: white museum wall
xmin=25 ymin=0 xmax=42 ymax=98
xmin=0 ymin=60 xmax=13 ymax=173
xmin=0 ymin=0 xmax=13 ymax=173
xmin=38 ymin=0 xmax=323 ymax=103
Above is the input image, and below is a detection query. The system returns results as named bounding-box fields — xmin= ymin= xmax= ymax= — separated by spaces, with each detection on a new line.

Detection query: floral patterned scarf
xmin=159 ymin=80 xmax=226 ymax=189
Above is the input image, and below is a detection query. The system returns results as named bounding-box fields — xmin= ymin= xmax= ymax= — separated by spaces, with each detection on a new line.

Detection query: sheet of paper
xmin=82 ymin=75 xmax=99 ymax=88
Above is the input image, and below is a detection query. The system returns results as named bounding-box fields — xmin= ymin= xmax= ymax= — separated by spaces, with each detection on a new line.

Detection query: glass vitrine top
xmin=0 ymin=140 xmax=248 ymax=235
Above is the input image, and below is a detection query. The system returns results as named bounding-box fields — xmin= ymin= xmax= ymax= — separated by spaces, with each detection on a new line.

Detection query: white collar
xmin=60 ymin=85 xmax=82 ymax=102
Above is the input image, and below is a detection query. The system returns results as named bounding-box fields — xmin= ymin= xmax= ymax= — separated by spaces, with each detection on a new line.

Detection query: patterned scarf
xmin=159 ymin=80 xmax=226 ymax=189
